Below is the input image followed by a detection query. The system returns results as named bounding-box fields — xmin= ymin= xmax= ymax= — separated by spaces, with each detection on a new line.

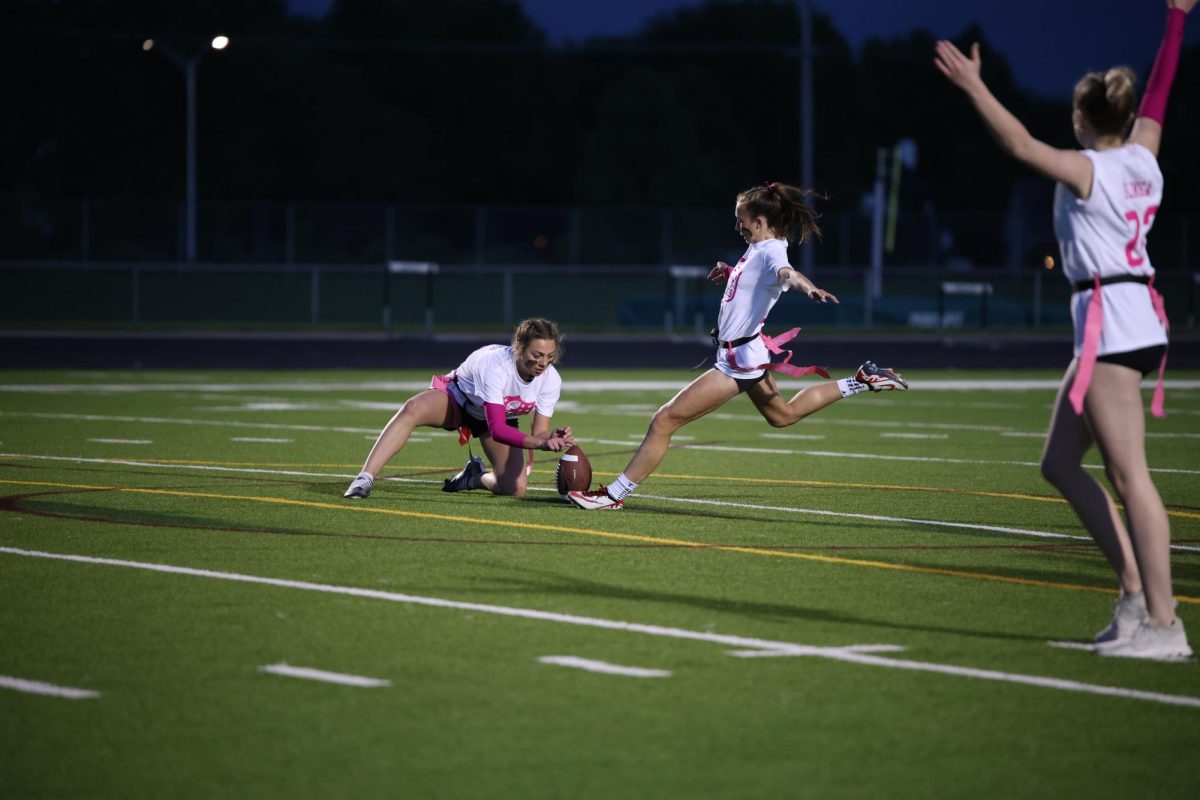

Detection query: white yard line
xmin=1046 ymin=641 xmax=1099 ymax=652
xmin=258 ymin=663 xmax=391 ymax=688
xmin=4 ymin=451 xmax=1199 ymax=553
xmin=230 ymin=437 xmax=293 ymax=443
xmin=538 ymin=656 xmax=671 ymax=678
xmin=87 ymin=438 xmax=152 ymax=445
xmin=0 ymin=411 xmax=377 ymax=435
xmin=0 ymin=674 xmax=100 ymax=699
xmin=2 ymin=379 xmax=1199 ymax=393
xmin=761 ymin=433 xmax=826 ymax=440
xmin=2 ymin=546 xmax=1197 ymax=710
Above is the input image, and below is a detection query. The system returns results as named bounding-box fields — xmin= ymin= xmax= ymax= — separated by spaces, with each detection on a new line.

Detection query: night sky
xmin=289 ymin=0 xmax=1200 ymax=99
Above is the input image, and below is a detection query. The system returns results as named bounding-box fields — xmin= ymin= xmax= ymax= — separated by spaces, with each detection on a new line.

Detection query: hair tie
xmin=764 ymin=181 xmax=777 ymax=191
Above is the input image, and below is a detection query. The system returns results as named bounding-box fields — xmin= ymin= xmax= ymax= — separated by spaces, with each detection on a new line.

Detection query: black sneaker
xmin=442 ymin=456 xmax=485 ymax=492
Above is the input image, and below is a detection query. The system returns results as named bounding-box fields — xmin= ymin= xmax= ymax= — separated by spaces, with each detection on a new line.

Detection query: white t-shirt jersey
xmin=716 ymin=238 xmax=791 ymax=341
xmin=450 ymin=345 xmax=561 ymax=421
xmin=1053 ymin=143 xmax=1168 ymax=356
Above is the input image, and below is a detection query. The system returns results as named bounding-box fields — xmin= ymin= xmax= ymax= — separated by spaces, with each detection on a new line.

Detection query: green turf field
xmin=2 ymin=367 xmax=1198 ymax=798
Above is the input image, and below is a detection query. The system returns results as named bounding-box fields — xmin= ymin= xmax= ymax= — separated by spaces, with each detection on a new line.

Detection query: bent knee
xmin=493 ymin=477 xmax=528 ymax=497
xmin=1040 ymin=456 xmax=1075 ymax=487
xmin=650 ymin=404 xmax=686 ymax=433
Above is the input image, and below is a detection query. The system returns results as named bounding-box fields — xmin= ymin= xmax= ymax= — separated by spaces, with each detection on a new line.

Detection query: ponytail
xmin=1073 ymin=66 xmax=1138 ymax=138
xmin=736 ymin=182 xmax=825 ymax=244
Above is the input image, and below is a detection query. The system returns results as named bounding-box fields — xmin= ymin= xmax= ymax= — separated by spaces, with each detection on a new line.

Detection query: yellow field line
xmin=3 ymin=477 xmax=1197 ymax=606
xmin=76 ymin=458 xmax=1200 ymax=521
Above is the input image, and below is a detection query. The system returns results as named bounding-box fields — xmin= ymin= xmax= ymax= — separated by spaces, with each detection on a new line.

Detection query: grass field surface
xmin=2 ymin=367 xmax=1198 ymax=798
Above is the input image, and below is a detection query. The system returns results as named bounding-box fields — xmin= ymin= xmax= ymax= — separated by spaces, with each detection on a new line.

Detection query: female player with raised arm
xmin=343 ymin=317 xmax=573 ymax=500
xmin=935 ymin=0 xmax=1195 ymax=660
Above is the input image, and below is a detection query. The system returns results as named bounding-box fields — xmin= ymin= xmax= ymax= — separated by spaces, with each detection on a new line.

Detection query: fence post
xmin=310 ymin=268 xmax=320 ymax=324
xmin=386 ymin=261 xmax=440 ymax=335
xmin=131 ymin=267 xmax=140 ymax=323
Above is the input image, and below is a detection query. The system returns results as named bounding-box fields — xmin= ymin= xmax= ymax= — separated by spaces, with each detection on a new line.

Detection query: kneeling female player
xmin=343 ymin=318 xmax=574 ymax=499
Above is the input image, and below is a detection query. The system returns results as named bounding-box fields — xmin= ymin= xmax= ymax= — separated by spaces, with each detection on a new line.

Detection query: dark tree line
xmin=5 ymin=0 xmax=1198 ymax=240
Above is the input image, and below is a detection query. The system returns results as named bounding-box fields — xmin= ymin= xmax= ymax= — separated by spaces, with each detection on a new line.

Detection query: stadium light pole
xmin=797 ymin=0 xmax=814 ymax=275
xmin=143 ymin=35 xmax=229 ymax=263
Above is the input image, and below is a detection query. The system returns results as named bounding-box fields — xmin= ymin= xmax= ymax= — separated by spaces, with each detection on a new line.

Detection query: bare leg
xmin=478 ymin=435 xmax=529 ymax=496
xmin=1083 ymin=362 xmax=1176 ymax=625
xmin=1040 ymin=362 xmax=1142 ymax=596
xmin=745 ymin=373 xmax=844 ymax=426
xmin=361 ymin=390 xmax=455 ymax=476
xmin=622 ymin=369 xmax=741 ymax=484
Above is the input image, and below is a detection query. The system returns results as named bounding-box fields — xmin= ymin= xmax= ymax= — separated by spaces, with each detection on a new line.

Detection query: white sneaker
xmin=1093 ymin=591 xmax=1147 ymax=647
xmin=343 ymin=472 xmax=373 ymax=499
xmin=1099 ymin=618 xmax=1193 ymax=662
xmin=566 ymin=487 xmax=624 ymax=510
xmin=442 ymin=456 xmax=485 ymax=493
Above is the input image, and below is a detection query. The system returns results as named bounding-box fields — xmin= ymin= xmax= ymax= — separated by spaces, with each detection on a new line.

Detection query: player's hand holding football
xmin=541 ymin=427 xmax=574 ymax=451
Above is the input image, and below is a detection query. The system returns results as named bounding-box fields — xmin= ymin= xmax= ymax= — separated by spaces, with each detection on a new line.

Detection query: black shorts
xmin=1096 ymin=344 xmax=1166 ymax=376
xmin=456 ymin=413 xmax=520 ymax=438
xmin=733 ymin=372 xmax=769 ymax=393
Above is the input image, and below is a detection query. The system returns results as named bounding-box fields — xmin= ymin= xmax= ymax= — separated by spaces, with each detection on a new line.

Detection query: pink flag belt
xmin=1067 ymin=275 xmax=1169 ymax=418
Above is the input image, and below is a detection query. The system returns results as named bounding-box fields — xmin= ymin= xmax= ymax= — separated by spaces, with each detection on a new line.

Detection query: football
xmin=555 ymin=445 xmax=592 ymax=497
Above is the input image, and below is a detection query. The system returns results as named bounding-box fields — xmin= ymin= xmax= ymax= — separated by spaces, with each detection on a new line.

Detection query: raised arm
xmin=1128 ymin=0 xmax=1195 ymax=157
xmin=934 ymin=40 xmax=1094 ymax=198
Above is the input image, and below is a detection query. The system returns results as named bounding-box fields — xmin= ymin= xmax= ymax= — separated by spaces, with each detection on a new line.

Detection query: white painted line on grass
xmin=0 ymin=674 xmax=100 ymax=699
xmin=674 ymin=444 xmax=797 ymax=455
xmin=727 ymin=644 xmax=906 ymax=658
xmin=4 ymin=546 xmax=1199 ymax=710
xmin=538 ymin=656 xmax=671 ymax=678
xmin=880 ymin=433 xmax=949 ymax=440
xmin=230 ymin=437 xmax=293 ymax=443
xmin=88 ymin=438 xmax=152 ymax=445
xmin=796 ymin=449 xmax=1200 ymax=477
xmin=258 ymin=663 xmax=391 ymax=687
xmin=761 ymin=433 xmax=826 ymax=441
xmin=0 ymin=411 xmax=377 ymax=435
xmin=4 ymin=378 xmax=1198 ymax=393
xmin=6 ymin=451 xmax=1199 ymax=553
xmin=1046 ymin=641 xmax=1098 ymax=652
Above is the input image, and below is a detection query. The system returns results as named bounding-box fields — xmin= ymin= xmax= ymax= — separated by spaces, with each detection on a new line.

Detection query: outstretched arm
xmin=1128 ymin=0 xmax=1195 ymax=157
xmin=934 ymin=40 xmax=1093 ymax=198
xmin=779 ymin=267 xmax=838 ymax=303
xmin=484 ymin=403 xmax=573 ymax=451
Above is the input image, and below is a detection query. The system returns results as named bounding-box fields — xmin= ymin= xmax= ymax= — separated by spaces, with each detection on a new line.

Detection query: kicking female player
xmin=935 ymin=0 xmax=1194 ymax=660
xmin=343 ymin=317 xmax=573 ymax=499
xmin=567 ymin=181 xmax=908 ymax=511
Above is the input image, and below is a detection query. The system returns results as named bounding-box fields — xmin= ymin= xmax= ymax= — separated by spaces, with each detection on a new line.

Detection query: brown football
xmin=555 ymin=445 xmax=592 ymax=496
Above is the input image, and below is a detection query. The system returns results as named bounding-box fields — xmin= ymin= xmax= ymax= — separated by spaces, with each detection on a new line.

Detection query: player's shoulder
xmin=474 ymin=343 xmax=511 ymax=364
xmin=540 ymin=364 xmax=563 ymax=388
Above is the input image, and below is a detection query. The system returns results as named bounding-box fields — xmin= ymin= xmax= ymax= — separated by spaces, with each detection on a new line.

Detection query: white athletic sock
xmin=356 ymin=470 xmax=374 ymax=483
xmin=607 ymin=473 xmax=639 ymax=501
xmin=837 ymin=377 xmax=869 ymax=398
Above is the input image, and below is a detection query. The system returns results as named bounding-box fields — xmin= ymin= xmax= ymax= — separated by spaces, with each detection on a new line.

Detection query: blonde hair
xmin=511 ymin=318 xmax=563 ymax=363
xmin=1073 ymin=66 xmax=1138 ymax=138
